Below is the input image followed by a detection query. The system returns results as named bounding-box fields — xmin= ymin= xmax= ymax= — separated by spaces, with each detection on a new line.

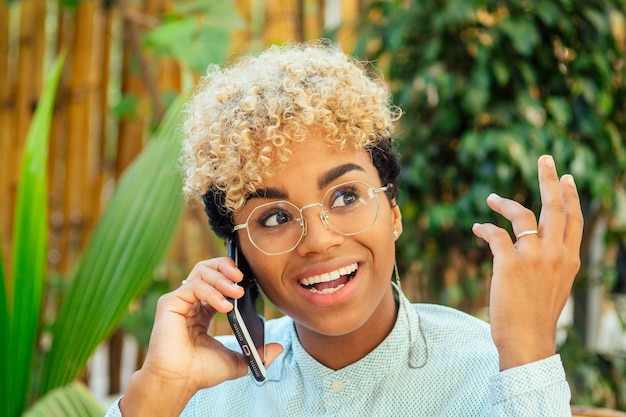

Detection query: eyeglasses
xmin=233 ymin=180 xmax=390 ymax=256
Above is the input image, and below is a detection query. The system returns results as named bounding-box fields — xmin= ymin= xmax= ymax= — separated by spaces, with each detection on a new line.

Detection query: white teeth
xmin=299 ymin=263 xmax=358 ymax=287
xmin=307 ymin=284 xmax=345 ymax=294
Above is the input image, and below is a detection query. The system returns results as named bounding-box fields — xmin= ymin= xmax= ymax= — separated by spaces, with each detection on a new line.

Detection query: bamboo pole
xmin=95 ymin=4 xmax=114 ymax=214
xmin=115 ymin=0 xmax=150 ymax=177
xmin=152 ymin=0 xmax=181 ymax=101
xmin=0 ymin=0 xmax=13 ymax=274
xmin=338 ymin=0 xmax=360 ymax=51
xmin=264 ymin=0 xmax=299 ymax=44
xmin=2 ymin=0 xmax=47 ymax=278
xmin=146 ymin=0 xmax=181 ymax=95
xmin=48 ymin=6 xmax=69 ymax=276
xmin=302 ymin=0 xmax=323 ymax=40
xmin=60 ymin=0 xmax=98 ymax=271
xmin=16 ymin=0 xmax=46 ymax=158
xmin=232 ymin=0 xmax=251 ymax=55
xmin=84 ymin=3 xmax=108 ymax=243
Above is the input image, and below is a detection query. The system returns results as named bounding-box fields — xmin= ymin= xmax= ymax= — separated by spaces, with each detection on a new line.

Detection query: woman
xmin=107 ymin=41 xmax=582 ymax=416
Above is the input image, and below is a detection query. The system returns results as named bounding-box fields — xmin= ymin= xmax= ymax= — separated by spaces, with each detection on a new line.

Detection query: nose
xmin=295 ymin=204 xmax=343 ymax=256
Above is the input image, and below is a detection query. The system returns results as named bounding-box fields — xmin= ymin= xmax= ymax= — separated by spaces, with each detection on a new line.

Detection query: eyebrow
xmin=246 ymin=187 xmax=287 ymax=201
xmin=317 ymin=163 xmax=366 ymax=189
xmin=246 ymin=163 xmax=367 ymax=201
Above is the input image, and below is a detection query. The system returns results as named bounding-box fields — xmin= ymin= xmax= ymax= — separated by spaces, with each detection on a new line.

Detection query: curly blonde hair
xmin=183 ymin=41 xmax=401 ymax=219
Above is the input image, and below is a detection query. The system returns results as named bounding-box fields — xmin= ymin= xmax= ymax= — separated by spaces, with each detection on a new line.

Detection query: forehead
xmin=261 ymin=136 xmax=378 ymax=190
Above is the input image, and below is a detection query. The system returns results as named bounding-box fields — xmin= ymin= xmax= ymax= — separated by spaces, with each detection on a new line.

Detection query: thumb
xmin=263 ymin=343 xmax=284 ymax=368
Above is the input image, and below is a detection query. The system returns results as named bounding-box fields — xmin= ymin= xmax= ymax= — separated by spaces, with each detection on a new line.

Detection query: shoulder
xmin=416 ymin=303 xmax=489 ymax=331
xmin=413 ymin=303 xmax=495 ymax=355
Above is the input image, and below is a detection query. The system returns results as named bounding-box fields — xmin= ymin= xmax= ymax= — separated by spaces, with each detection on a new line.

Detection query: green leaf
xmin=582 ymin=6 xmax=610 ymax=36
xmin=145 ymin=17 xmax=197 ymax=55
xmin=491 ymin=59 xmax=510 ymax=86
xmin=500 ymin=17 xmax=540 ymax=56
xmin=0 ymin=239 xmax=6 ymax=414
xmin=24 ymin=381 xmax=104 ymax=417
xmin=546 ymin=96 xmax=572 ymax=126
xmin=463 ymin=65 xmax=490 ymax=114
xmin=144 ymin=1 xmax=244 ymax=73
xmin=112 ymin=94 xmax=140 ymax=120
xmin=2 ymin=53 xmax=65 ymax=417
xmin=535 ymin=0 xmax=560 ymax=26
xmin=40 ymin=93 xmax=188 ymax=395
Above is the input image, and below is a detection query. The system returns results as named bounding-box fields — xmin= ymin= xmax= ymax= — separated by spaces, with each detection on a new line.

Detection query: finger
xmin=199 ymin=337 xmax=253 ymax=382
xmin=472 ymin=222 xmax=515 ymax=254
xmin=192 ymin=258 xmax=244 ymax=283
xmin=184 ymin=260 xmax=245 ymax=300
xmin=208 ymin=342 xmax=284 ymax=384
xmin=561 ymin=174 xmax=584 ymax=257
xmin=485 ymin=194 xmax=538 ymax=240
xmin=537 ymin=155 xmax=566 ymax=243
xmin=172 ymin=282 xmax=237 ymax=315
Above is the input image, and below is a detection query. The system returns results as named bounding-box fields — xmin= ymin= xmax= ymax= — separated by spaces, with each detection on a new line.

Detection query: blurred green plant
xmin=144 ymin=0 xmax=245 ymax=73
xmin=38 ymin=91 xmax=188 ymax=396
xmin=0 ymin=54 xmax=188 ymax=415
xmin=22 ymin=382 xmax=106 ymax=417
xmin=0 ymin=1 xmax=245 ymax=415
xmin=354 ymin=0 xmax=626 ymax=289
xmin=1 ymin=52 xmax=66 ymax=417
xmin=559 ymin=327 xmax=626 ymax=409
xmin=117 ymin=0 xmax=246 ymax=350
xmin=350 ymin=0 xmax=626 ymax=408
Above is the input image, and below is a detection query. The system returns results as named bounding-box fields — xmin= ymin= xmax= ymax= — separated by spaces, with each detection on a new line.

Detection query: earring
xmin=394 ymin=261 xmax=402 ymax=289
xmin=393 ymin=229 xmax=399 ymax=239
xmin=392 ymin=261 xmax=430 ymax=369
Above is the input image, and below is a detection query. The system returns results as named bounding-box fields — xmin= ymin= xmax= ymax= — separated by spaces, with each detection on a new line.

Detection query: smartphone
xmin=226 ymin=239 xmax=267 ymax=381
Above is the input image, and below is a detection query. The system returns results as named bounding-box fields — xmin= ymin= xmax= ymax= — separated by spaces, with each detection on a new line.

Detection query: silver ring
xmin=181 ymin=279 xmax=188 ymax=285
xmin=515 ymin=230 xmax=538 ymax=239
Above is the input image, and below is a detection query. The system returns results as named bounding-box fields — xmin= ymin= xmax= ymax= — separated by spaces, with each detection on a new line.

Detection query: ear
xmin=391 ymin=200 xmax=403 ymax=239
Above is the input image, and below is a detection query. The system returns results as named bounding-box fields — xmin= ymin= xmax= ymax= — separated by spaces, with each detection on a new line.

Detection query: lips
xmin=298 ymin=263 xmax=358 ymax=294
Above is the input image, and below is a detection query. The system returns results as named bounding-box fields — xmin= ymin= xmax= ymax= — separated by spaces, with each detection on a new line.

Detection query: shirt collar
xmin=266 ymin=283 xmax=428 ymax=394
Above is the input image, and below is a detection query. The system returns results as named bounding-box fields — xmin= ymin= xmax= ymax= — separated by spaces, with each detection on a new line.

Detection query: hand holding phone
xmin=226 ymin=239 xmax=267 ymax=381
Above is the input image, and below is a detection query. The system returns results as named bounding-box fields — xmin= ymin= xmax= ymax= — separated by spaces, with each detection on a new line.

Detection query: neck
xmin=294 ymin=285 xmax=398 ymax=370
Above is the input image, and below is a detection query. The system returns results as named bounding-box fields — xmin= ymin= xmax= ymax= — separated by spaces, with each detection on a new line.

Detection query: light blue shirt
xmin=106 ymin=287 xmax=571 ymax=416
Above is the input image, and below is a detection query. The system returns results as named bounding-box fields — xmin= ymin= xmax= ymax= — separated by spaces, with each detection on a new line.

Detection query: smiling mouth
xmin=298 ymin=263 xmax=358 ymax=294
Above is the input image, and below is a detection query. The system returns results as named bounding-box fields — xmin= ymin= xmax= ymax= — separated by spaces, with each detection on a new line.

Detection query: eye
xmin=256 ymin=208 xmax=293 ymax=228
xmin=329 ymin=186 xmax=361 ymax=209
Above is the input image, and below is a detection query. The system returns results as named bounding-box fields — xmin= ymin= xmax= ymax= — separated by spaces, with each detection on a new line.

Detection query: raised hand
xmin=119 ymin=258 xmax=283 ymax=416
xmin=472 ymin=155 xmax=583 ymax=370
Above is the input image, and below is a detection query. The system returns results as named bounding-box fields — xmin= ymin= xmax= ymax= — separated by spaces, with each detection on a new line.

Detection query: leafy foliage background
xmin=4 ymin=0 xmax=626 ymax=413
xmin=351 ymin=0 xmax=626 ymax=408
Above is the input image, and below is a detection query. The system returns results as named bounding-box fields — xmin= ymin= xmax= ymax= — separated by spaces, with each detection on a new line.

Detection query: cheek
xmin=376 ymin=208 xmax=398 ymax=244
xmin=372 ymin=211 xmax=398 ymax=267
xmin=238 ymin=246 xmax=285 ymax=295
xmin=375 ymin=235 xmax=397 ymax=273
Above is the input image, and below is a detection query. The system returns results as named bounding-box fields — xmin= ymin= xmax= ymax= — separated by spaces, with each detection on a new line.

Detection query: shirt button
xmin=330 ymin=380 xmax=345 ymax=392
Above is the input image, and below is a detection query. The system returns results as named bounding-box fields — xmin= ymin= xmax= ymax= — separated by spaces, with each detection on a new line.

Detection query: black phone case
xmin=226 ymin=239 xmax=267 ymax=381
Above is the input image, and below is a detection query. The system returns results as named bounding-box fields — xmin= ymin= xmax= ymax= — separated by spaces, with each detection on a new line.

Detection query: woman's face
xmin=233 ymin=130 xmax=402 ymax=344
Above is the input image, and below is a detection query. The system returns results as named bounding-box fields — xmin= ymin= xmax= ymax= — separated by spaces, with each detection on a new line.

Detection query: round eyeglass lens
xmin=246 ymin=201 xmax=305 ymax=255
xmin=322 ymin=181 xmax=380 ymax=235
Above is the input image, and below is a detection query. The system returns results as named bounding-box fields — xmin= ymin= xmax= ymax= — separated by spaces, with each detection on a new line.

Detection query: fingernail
xmin=542 ymin=155 xmax=555 ymax=168
xmin=487 ymin=193 xmax=501 ymax=202
xmin=563 ymin=174 xmax=576 ymax=186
